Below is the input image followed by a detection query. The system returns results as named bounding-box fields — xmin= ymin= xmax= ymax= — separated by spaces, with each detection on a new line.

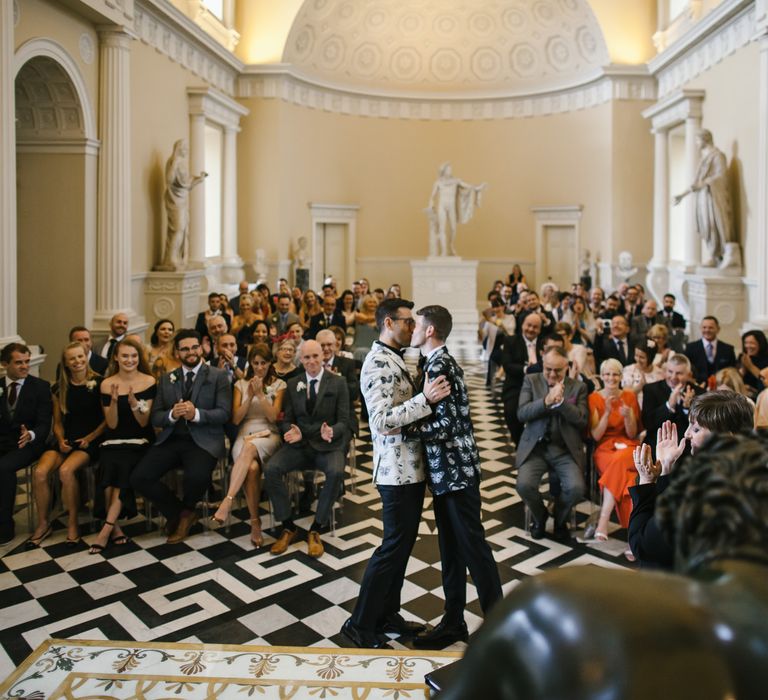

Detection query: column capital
xmin=96 ymin=26 xmax=135 ymax=47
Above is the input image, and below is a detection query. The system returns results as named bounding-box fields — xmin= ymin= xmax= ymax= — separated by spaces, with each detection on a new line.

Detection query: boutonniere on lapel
xmin=169 ymin=372 xmax=178 ymax=384
xmin=86 ymin=379 xmax=97 ymax=392
xmin=327 ymin=365 xmax=339 ymax=375
xmin=296 ymin=381 xmax=307 ymax=392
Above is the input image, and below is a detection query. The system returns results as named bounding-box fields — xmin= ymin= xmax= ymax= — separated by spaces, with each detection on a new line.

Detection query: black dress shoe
xmin=530 ymin=515 xmax=548 ymax=540
xmin=341 ymin=619 xmax=389 ymax=649
xmin=0 ymin=527 xmax=15 ymax=546
xmin=376 ymin=613 xmax=426 ymax=636
xmin=552 ymin=523 xmax=572 ymax=543
xmin=412 ymin=620 xmax=469 ymax=649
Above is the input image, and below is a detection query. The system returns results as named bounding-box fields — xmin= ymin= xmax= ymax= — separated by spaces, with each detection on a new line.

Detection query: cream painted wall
xmin=682 ymin=41 xmax=760 ymax=278
xmin=234 ymin=0 xmax=304 ymax=64
xmin=236 ymin=98 xmax=655 ymax=299
xmin=17 ymin=154 xmax=86 ymax=381
xmin=14 ymin=0 xmax=98 ymax=99
xmin=589 ymin=0 xmax=657 ymax=64
xmin=130 ymin=40 xmax=205 ymax=274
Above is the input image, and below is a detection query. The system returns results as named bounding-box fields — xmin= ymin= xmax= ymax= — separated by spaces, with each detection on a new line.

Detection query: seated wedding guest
xmin=595 ymin=314 xmax=634 ymax=368
xmin=298 ymin=289 xmax=322 ymax=333
xmin=329 ymin=325 xmax=354 ymax=359
xmin=231 ymin=293 xmax=263 ymax=354
xmin=755 ymin=387 xmax=768 ymax=431
xmin=251 ymin=320 xmax=270 ymax=348
xmin=516 ymin=347 xmax=588 ymax=541
xmin=630 ymin=299 xmax=661 ymax=346
xmin=265 ymin=340 xmax=350 ymax=558
xmin=0 ymin=343 xmax=52 ymax=545
xmin=685 ymin=316 xmax=737 ymax=387
xmin=212 ymin=344 xmax=286 ymax=547
xmin=215 ymin=334 xmax=246 ymax=385
xmin=256 ymin=283 xmax=275 ymax=313
xmin=268 ymin=293 xmax=300 ymax=337
xmin=131 ymin=329 xmax=231 ymax=544
xmin=354 ymin=294 xmax=378 ymax=328
xmin=508 ymin=263 xmax=527 ymax=288
xmin=287 ymin=322 xmax=305 ymax=353
xmin=622 ymin=338 xmax=663 ymax=405
xmin=273 ymin=339 xmax=303 ymax=382
xmin=598 ymin=294 xmax=621 ymax=321
xmin=148 ymin=319 xmax=181 ymax=380
xmin=195 ymin=292 xmax=229 ymax=341
xmin=649 ymin=323 xmax=674 ymax=368
xmin=564 ymin=296 xmax=596 ymax=346
xmin=518 ymin=291 xmax=555 ymax=330
xmin=229 ymin=280 xmax=249 ymax=316
xmin=738 ymin=329 xmax=768 ymax=397
xmin=30 ymin=342 xmax=105 ymax=548
xmin=588 ymin=359 xmax=642 ymax=560
xmin=715 ymin=367 xmax=754 ymax=409
xmin=641 ymin=353 xmax=703 ymax=459
xmin=67 ymin=326 xmax=108 ymax=375
xmin=353 ymin=295 xmax=380 ymax=363
xmin=660 ymin=293 xmax=686 ymax=329
xmin=99 ymin=312 xmax=129 ymax=361
xmin=554 ymin=322 xmax=590 ymax=380
xmin=251 ymin=288 xmax=272 ymax=319
xmin=629 ymin=391 xmax=753 ymax=569
xmin=588 ymin=286 xmax=605 ymax=317
xmin=92 ymin=338 xmax=156 ymax=554
xmin=372 ymin=287 xmax=386 ymax=304
xmin=291 ymin=285 xmax=304 ymax=312
xmin=201 ymin=315 xmax=228 ymax=363
xmin=317 ymin=329 xmax=358 ymax=438
xmin=308 ymin=295 xmax=346 ymax=339
xmin=219 ymin=293 xmax=234 ymax=326
xmin=338 ymin=289 xmax=357 ymax=330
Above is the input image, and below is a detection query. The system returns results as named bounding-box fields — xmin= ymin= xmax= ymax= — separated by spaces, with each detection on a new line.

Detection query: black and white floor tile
xmin=0 ymin=361 xmax=632 ymax=681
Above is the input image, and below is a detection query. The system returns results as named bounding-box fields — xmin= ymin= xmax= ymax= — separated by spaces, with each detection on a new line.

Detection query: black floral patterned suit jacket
xmin=409 ymin=346 xmax=481 ymax=496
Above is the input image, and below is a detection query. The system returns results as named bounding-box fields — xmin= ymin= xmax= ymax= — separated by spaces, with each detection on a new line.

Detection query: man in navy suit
xmin=595 ymin=315 xmax=634 ymax=368
xmin=661 ymin=294 xmax=686 ymax=330
xmin=685 ymin=316 xmax=736 ymax=386
xmin=265 ymin=339 xmax=350 ymax=559
xmin=408 ymin=305 xmax=502 ymax=649
xmin=307 ymin=295 xmax=346 ymax=339
xmin=131 ymin=329 xmax=231 ymax=544
xmin=0 ymin=343 xmax=52 ymax=544
xmin=69 ymin=326 xmax=109 ymax=375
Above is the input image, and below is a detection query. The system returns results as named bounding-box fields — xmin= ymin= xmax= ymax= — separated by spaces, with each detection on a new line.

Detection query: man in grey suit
xmin=268 ymin=293 xmax=300 ymax=337
xmin=131 ymin=329 xmax=232 ymax=544
xmin=265 ymin=339 xmax=350 ymax=559
xmin=516 ymin=346 xmax=588 ymax=542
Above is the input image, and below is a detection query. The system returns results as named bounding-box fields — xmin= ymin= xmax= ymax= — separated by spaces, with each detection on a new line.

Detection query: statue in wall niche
xmin=579 ymin=249 xmax=592 ymax=290
xmin=156 ymin=139 xmax=207 ymax=271
xmin=616 ymin=250 xmax=638 ymax=282
xmin=673 ymin=129 xmax=735 ymax=268
xmin=425 ymin=162 xmax=486 ymax=257
xmin=254 ymin=248 xmax=268 ymax=283
xmin=292 ymin=236 xmax=309 ymax=270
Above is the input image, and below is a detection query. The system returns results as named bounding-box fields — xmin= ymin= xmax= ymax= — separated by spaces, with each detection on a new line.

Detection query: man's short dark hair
xmin=689 ymin=390 xmax=754 ymax=434
xmin=702 ymin=315 xmax=720 ymax=326
xmin=208 ymin=292 xmax=220 ymax=301
xmin=277 ymin=293 xmax=291 ymax=302
xmin=1 ymin=343 xmax=31 ymax=363
xmin=68 ymin=325 xmax=89 ymax=340
xmin=607 ymin=294 xmax=620 ymax=302
xmin=173 ymin=329 xmax=201 ymax=349
xmin=376 ymin=298 xmax=414 ymax=331
xmin=374 ymin=288 xmax=385 ymax=295
xmin=664 ymin=293 xmax=676 ymax=301
xmin=542 ymin=333 xmax=565 ymax=347
xmin=416 ymin=305 xmax=453 ymax=341
xmin=543 ymin=345 xmax=569 ymax=361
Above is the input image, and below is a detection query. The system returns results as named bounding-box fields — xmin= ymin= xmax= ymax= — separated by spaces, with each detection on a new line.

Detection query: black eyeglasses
xmin=392 ymin=317 xmax=415 ymax=327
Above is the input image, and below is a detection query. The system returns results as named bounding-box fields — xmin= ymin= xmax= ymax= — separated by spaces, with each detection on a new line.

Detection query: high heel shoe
xmin=212 ymin=495 xmax=234 ymax=525
xmin=250 ymin=519 xmax=264 ymax=548
xmin=89 ymin=520 xmax=115 ymax=555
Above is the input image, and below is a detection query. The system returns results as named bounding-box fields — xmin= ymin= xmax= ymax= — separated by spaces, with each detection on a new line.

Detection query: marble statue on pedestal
xmin=156 ymin=139 xmax=207 ymax=271
xmin=425 ymin=162 xmax=486 ymax=256
xmin=616 ymin=250 xmax=638 ymax=282
xmin=253 ymin=248 xmax=268 ymax=284
xmin=673 ymin=129 xmax=735 ymax=268
xmin=292 ymin=236 xmax=310 ymax=291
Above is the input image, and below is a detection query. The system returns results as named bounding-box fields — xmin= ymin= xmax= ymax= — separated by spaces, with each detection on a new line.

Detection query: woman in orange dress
xmin=589 ymin=358 xmax=641 ymax=556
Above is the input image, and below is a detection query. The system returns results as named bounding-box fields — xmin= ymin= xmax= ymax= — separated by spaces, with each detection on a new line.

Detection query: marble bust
xmin=616 ymin=250 xmax=638 ymax=282
xmin=425 ymin=162 xmax=486 ymax=257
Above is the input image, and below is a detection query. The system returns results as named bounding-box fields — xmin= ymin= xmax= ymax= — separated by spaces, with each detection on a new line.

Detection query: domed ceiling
xmin=283 ymin=0 xmax=610 ymax=97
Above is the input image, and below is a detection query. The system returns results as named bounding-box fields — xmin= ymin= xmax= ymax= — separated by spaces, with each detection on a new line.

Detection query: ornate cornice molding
xmin=642 ymin=88 xmax=705 ymax=131
xmin=133 ymin=0 xmax=241 ymax=96
xmin=649 ymin=0 xmax=755 ymax=99
xmin=187 ymin=86 xmax=248 ymax=129
xmin=238 ymin=64 xmax=656 ymax=121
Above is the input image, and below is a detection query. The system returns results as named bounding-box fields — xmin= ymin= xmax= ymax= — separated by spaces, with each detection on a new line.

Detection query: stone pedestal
xmin=296 ymin=268 xmax=309 ymax=292
xmin=685 ymin=268 xmax=745 ymax=346
xmin=411 ymin=257 xmax=479 ymax=360
xmin=144 ymin=270 xmax=207 ymax=331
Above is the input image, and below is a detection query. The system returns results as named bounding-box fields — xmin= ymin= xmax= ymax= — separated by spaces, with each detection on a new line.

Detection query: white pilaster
xmin=651 ymin=129 xmax=669 ymax=266
xmin=220 ymin=124 xmax=243 ymax=282
xmin=94 ymin=28 xmax=137 ymax=330
xmin=0 ymin=1 xmax=20 ymax=346
xmin=683 ymin=115 xmax=702 ymax=268
xmin=188 ymin=112 xmax=206 ymax=267
xmin=751 ymin=32 xmax=768 ymax=330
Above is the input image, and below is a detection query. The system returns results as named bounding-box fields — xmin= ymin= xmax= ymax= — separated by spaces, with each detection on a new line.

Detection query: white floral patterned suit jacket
xmin=360 ymin=341 xmax=433 ymax=485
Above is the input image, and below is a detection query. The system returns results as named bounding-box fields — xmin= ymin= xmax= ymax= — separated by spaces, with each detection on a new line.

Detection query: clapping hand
xmin=127 ymin=385 xmax=138 ymax=412
xmin=618 ymin=402 xmax=632 ymax=418
xmin=656 ymin=420 xmax=686 ymax=475
xmin=633 ymin=443 xmax=660 ymax=484
xmin=110 ymin=383 xmax=120 ymax=403
xmin=249 ymin=376 xmax=263 ymax=396
xmin=320 ymin=421 xmax=334 ymax=443
xmin=668 ymin=382 xmax=684 ymax=410
xmin=545 ymin=381 xmax=564 ymax=406
xmin=284 ymin=423 xmax=302 ymax=444
xmin=681 ymin=385 xmax=696 ymax=410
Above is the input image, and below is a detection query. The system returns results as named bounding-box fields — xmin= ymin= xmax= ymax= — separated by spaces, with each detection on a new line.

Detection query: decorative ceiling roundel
xmin=283 ymin=0 xmax=609 ymax=97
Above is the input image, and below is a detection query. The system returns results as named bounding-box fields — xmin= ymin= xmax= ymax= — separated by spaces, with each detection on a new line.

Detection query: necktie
xmin=617 ymin=339 xmax=627 ymax=364
xmin=307 ymin=378 xmax=318 ymax=413
xmin=706 ymin=342 xmax=715 ymax=364
xmin=184 ymin=370 xmax=195 ymax=400
xmin=106 ymin=338 xmax=117 ymax=360
xmin=8 ymin=382 xmax=19 ymax=407
xmin=326 ymin=315 xmax=332 ymax=326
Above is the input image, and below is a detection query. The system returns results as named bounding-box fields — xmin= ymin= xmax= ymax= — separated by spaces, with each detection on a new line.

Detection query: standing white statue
xmin=673 ymin=129 xmax=734 ymax=267
xmin=425 ymin=162 xmax=486 ymax=256
xmin=292 ymin=236 xmax=309 ymax=269
xmin=157 ymin=139 xmax=207 ymax=271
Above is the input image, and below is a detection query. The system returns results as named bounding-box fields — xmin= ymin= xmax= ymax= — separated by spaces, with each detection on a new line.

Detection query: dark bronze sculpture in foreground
xmin=436 ymin=434 xmax=768 ymax=699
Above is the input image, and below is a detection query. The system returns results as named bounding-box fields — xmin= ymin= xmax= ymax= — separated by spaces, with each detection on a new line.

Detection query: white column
xmin=188 ymin=112 xmax=206 ymax=267
xmin=683 ymin=115 xmax=701 ymax=268
xmin=651 ymin=128 xmax=669 ymax=266
xmin=0 ymin=1 xmax=20 ymax=345
xmin=221 ymin=125 xmax=240 ymax=263
xmin=94 ymin=28 xmax=134 ymax=327
xmin=752 ymin=33 xmax=768 ymax=327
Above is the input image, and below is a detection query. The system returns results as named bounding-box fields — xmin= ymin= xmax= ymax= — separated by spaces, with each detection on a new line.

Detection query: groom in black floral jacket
xmin=408 ymin=305 xmax=503 ymax=649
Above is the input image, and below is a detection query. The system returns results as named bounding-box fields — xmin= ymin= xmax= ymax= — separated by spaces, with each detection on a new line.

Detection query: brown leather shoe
xmin=166 ymin=510 xmax=199 ymax=544
xmin=307 ymin=530 xmax=324 ymax=558
xmin=270 ymin=528 xmax=297 ymax=555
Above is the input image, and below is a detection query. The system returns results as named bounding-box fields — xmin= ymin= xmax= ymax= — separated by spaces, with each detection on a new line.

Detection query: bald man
xmin=100 ymin=312 xmax=129 ymax=361
xmin=264 ymin=339 xmax=350 ymax=558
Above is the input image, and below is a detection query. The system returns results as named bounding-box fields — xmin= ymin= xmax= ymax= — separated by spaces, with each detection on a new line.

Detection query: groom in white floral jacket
xmin=341 ymin=299 xmax=450 ymax=650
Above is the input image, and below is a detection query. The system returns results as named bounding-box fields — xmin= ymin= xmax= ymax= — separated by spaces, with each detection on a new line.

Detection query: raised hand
xmin=127 ymin=385 xmax=138 ymax=411
xmin=110 ymin=383 xmax=120 ymax=402
xmin=633 ymin=443 xmax=659 ymax=484
xmin=656 ymin=420 xmax=686 ymax=475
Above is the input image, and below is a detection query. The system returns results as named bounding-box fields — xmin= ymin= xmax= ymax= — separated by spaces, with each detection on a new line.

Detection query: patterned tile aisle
xmin=0 ymin=360 xmax=632 ymax=684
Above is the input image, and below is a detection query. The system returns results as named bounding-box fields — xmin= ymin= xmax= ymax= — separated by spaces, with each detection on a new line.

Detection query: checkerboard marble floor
xmin=0 ymin=360 xmax=632 ymax=682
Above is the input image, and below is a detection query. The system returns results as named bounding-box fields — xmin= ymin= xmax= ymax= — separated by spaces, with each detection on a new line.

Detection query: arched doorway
xmin=14 ymin=43 xmax=97 ymax=380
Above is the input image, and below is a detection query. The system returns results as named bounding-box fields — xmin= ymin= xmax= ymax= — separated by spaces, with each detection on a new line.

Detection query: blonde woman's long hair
xmin=58 ymin=341 xmax=99 ymax=415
